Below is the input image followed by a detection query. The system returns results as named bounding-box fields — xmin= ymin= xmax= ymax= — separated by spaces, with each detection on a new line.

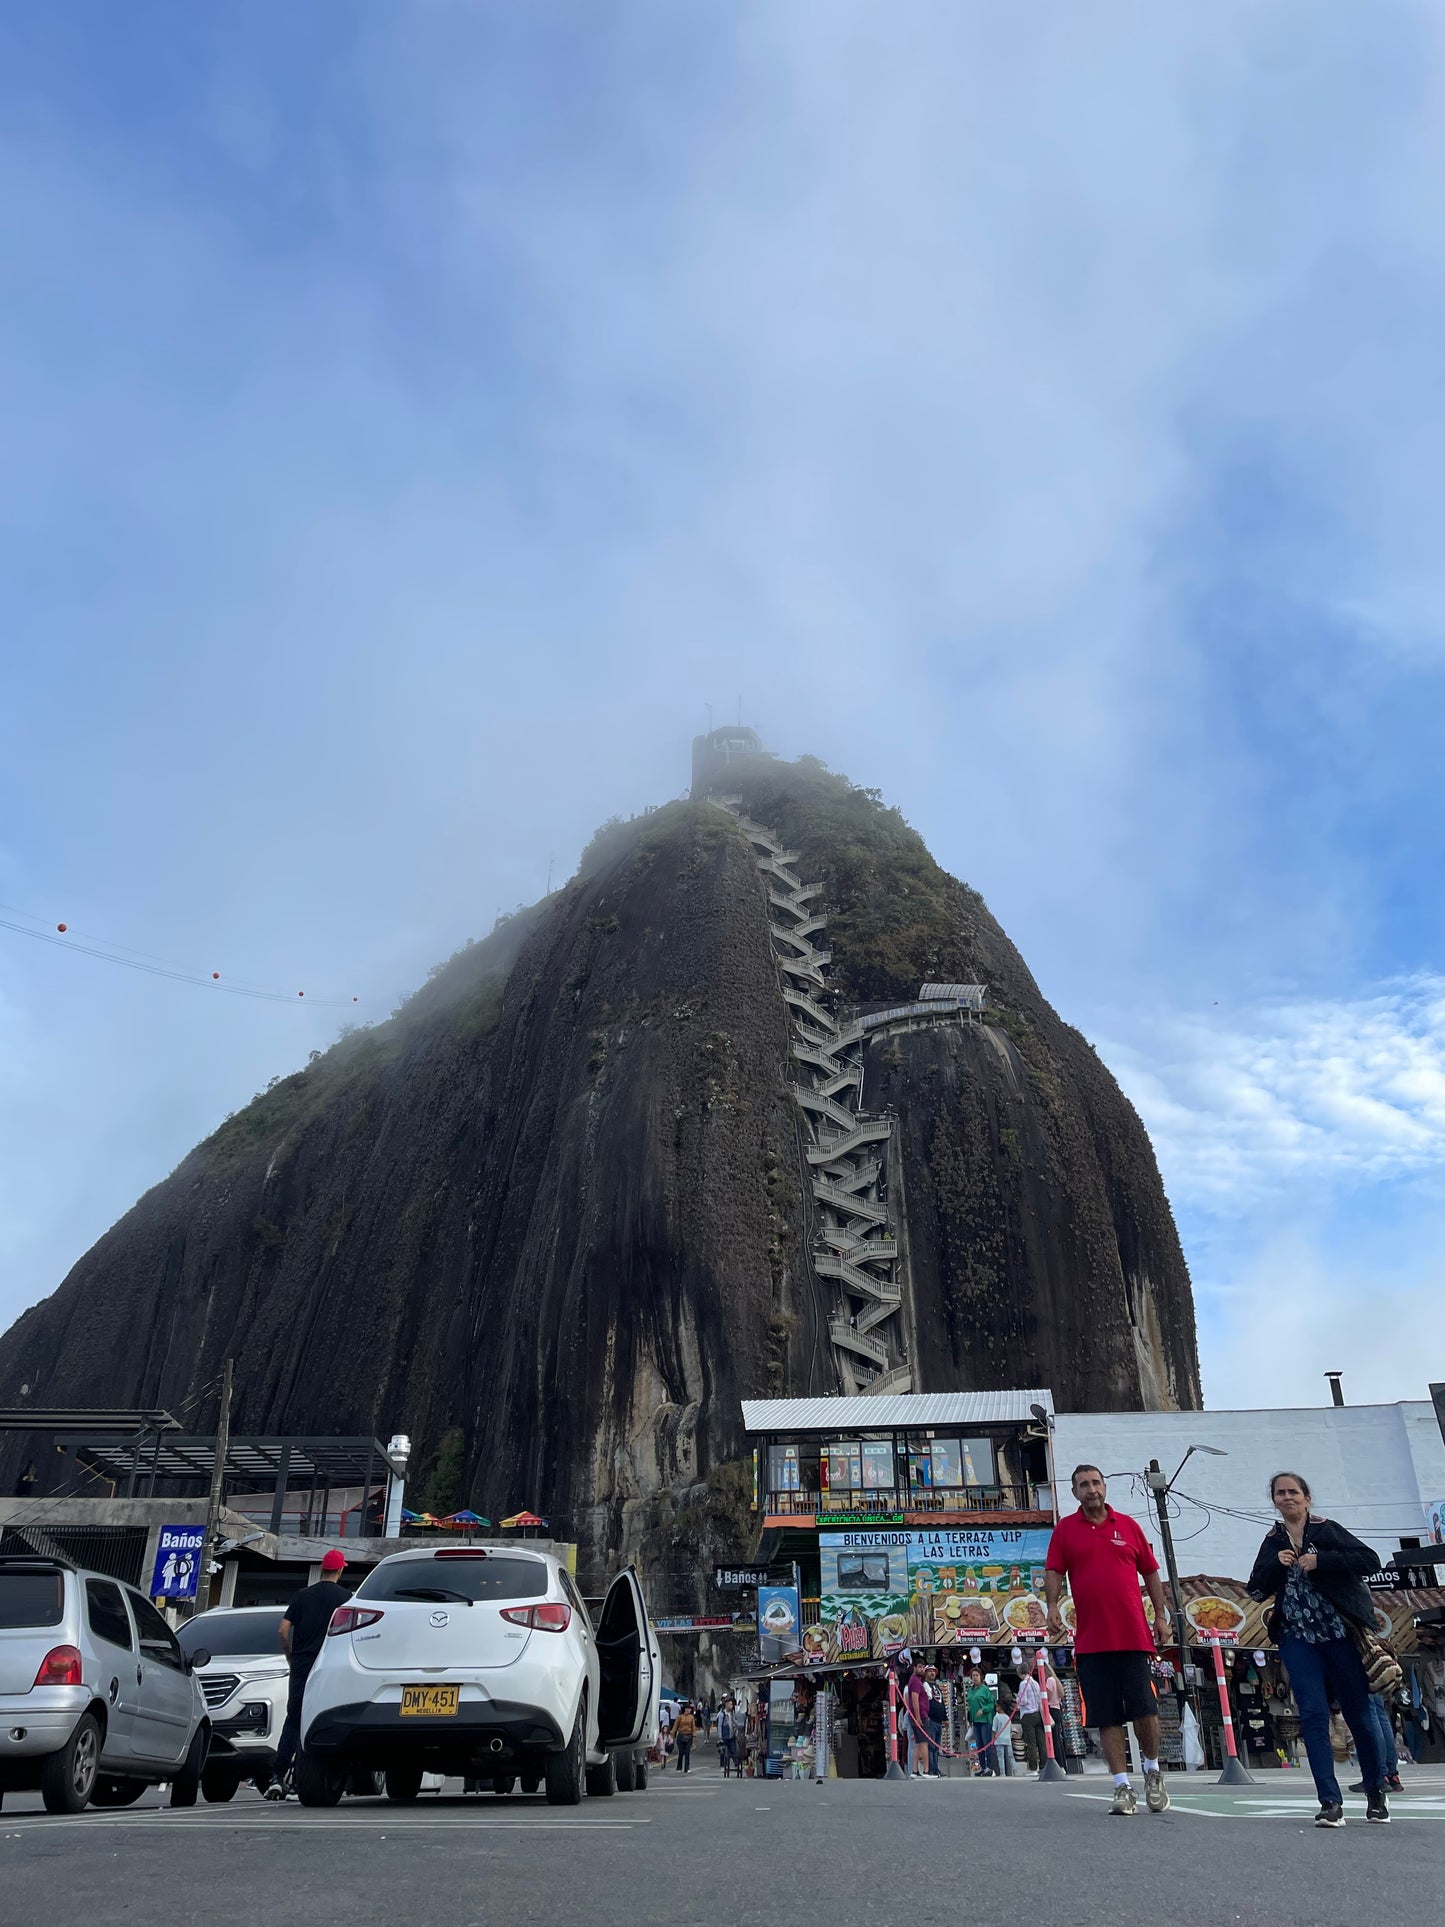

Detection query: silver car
xmin=0 ymin=1554 xmax=211 ymax=1812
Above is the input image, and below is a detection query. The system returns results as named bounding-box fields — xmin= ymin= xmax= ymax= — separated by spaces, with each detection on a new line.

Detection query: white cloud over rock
xmin=1104 ymin=976 xmax=1445 ymax=1208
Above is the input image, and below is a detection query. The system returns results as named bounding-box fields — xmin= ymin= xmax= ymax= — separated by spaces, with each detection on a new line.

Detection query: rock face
xmin=0 ymin=757 xmax=1199 ymax=1588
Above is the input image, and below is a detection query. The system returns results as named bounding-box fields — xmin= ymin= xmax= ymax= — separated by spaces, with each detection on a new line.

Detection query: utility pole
xmin=1147 ymin=1456 xmax=1202 ymax=1735
xmin=200 ymin=1358 xmax=234 ymax=1617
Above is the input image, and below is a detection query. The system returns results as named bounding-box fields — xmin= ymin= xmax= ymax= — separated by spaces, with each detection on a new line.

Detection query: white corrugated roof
xmin=741 ymin=1390 xmax=1054 ymax=1433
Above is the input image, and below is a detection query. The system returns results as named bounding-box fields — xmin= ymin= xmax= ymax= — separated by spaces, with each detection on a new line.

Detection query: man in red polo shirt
xmin=1045 ymin=1463 xmax=1172 ymax=1816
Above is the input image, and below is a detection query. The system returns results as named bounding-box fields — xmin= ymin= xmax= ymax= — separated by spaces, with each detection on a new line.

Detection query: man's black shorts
xmin=1075 ymin=1650 xmax=1158 ymax=1728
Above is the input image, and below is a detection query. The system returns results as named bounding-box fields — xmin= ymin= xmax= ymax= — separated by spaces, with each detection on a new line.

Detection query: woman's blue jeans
xmin=1368 ymin=1693 xmax=1398 ymax=1777
xmin=1278 ymin=1634 xmax=1383 ymax=1804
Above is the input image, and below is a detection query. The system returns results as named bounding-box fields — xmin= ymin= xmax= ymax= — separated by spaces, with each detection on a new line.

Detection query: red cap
xmin=320 ymin=1549 xmax=346 ymax=1573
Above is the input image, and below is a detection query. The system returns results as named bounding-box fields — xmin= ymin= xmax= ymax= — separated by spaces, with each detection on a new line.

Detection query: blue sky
xmin=3 ymin=3 xmax=1444 ymax=1412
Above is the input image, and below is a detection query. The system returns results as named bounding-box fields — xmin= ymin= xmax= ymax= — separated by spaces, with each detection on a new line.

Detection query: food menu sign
xmin=813 ymin=1528 xmax=1055 ymax=1661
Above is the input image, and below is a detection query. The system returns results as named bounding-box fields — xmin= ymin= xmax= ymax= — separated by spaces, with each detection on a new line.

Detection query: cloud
xmin=2 ymin=0 xmax=1445 ymax=1425
xmin=1103 ymin=976 xmax=1445 ymax=1208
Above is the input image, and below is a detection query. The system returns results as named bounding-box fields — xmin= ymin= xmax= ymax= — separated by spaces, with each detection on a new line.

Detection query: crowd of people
xmin=895 ymin=1649 xmax=1064 ymax=1778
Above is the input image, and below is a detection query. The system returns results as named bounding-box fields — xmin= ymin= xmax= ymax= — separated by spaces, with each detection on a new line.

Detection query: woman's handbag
xmin=1349 ymin=1618 xmax=1404 ymax=1696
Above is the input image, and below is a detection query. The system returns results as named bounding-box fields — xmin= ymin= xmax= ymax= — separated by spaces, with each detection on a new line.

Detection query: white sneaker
xmin=1144 ymin=1767 xmax=1170 ymax=1813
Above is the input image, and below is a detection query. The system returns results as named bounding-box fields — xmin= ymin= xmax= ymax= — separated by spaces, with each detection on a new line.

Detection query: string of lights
xmin=0 ymin=904 xmax=359 ymax=1007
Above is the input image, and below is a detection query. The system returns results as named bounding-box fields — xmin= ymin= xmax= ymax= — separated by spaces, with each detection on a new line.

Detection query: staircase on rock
xmin=714 ymin=799 xmax=986 ymax=1396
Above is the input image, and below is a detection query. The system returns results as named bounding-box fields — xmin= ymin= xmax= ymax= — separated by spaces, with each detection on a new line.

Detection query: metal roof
xmin=55 ymin=1434 xmax=403 ymax=1486
xmin=918 ymin=983 xmax=987 ymax=1006
xmin=741 ymin=1390 xmax=1054 ymax=1433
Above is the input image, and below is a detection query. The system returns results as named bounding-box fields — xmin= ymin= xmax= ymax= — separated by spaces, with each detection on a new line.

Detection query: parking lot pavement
xmin=5 ymin=1764 xmax=1442 ymax=1927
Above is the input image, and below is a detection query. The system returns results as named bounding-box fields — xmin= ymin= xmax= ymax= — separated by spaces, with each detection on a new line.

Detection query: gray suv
xmin=0 ymin=1554 xmax=211 ymax=1812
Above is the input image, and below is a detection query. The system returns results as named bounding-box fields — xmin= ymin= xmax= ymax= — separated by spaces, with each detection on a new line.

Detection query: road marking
xmin=0 ymin=1816 xmax=650 ymax=1832
xmin=1069 ymin=1788 xmax=1445 ymax=1823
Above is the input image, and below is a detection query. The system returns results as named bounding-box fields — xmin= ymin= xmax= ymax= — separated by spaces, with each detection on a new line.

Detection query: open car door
xmin=595 ymin=1566 xmax=655 ymax=1750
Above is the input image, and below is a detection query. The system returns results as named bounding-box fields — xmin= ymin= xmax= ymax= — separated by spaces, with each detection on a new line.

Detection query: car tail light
xmin=33 ymin=1645 xmax=83 ymax=1687
xmin=434 ymin=1549 xmax=489 ymax=1559
xmin=328 ymin=1605 xmax=385 ymax=1636
xmin=500 ymin=1602 xmax=571 ymax=1633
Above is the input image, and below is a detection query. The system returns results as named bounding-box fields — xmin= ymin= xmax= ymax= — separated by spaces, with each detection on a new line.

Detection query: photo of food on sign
xmin=818 ymin=1529 xmax=1056 ymax=1660
xmin=816 ymin=1539 xmax=1445 ymax=1661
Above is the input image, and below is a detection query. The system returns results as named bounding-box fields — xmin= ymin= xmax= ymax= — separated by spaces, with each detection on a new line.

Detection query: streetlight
xmin=1146 ymin=1445 xmax=1246 ymax=1783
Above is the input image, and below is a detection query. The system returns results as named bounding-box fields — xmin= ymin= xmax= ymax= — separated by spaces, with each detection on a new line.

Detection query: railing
xmin=807 ymin=1119 xmax=893 ymax=1164
xmin=827 ymin=1315 xmax=889 ymax=1365
xmin=761 ymin=1484 xmax=1047 ymax=1518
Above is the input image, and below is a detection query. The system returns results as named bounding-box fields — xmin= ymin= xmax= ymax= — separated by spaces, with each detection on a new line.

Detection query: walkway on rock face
xmin=711 ymin=796 xmax=987 ymax=1396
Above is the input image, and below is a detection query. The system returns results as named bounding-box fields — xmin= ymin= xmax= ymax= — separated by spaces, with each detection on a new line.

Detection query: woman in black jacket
xmin=1246 ymin=1471 xmax=1388 ymax=1827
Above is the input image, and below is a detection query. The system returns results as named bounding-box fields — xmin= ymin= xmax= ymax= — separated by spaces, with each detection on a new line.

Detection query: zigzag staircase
xmin=712 ymin=797 xmax=984 ymax=1396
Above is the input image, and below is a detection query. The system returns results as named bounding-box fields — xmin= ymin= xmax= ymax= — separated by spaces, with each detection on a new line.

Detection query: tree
xmin=422 ymin=1426 xmax=468 ymax=1516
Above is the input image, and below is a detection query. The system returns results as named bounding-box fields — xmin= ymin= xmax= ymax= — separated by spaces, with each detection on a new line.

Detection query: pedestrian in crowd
xmin=992 ymin=1692 xmax=1016 ymax=1777
xmin=673 ymin=1701 xmax=696 ymax=1773
xmin=716 ymin=1697 xmax=739 ymax=1775
xmin=1015 ymin=1668 xmax=1047 ymax=1770
xmin=1245 ymin=1471 xmax=1391 ymax=1827
xmin=966 ymin=1669 xmax=997 ymax=1775
xmin=657 ymin=1696 xmax=674 ymax=1767
xmin=925 ymin=1666 xmax=946 ymax=1776
xmin=1045 ymin=1463 xmax=1172 ymax=1817
xmin=1351 ymin=1693 xmax=1405 ymax=1795
xmin=267 ymin=1548 xmax=350 ymax=1799
xmin=899 ymin=1652 xmax=935 ymax=1777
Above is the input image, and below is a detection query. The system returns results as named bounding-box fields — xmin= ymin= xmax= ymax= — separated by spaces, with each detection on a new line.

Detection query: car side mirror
xmin=187 ymin=1648 xmax=211 ymax=1671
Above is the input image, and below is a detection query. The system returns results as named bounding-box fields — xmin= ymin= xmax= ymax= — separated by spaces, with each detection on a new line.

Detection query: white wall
xmin=1050 ymin=1402 xmax=1445 ymax=1584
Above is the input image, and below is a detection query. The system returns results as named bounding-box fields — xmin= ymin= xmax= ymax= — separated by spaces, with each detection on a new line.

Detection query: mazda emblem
xmin=430 ymin=1609 xmax=449 ymax=1628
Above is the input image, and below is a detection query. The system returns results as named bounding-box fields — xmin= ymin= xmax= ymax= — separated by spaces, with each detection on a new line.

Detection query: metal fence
xmin=0 ymin=1522 xmax=149 ymax=1586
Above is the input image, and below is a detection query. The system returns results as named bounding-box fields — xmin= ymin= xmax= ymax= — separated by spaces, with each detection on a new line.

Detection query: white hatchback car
xmin=296 ymin=1546 xmax=659 ymax=1806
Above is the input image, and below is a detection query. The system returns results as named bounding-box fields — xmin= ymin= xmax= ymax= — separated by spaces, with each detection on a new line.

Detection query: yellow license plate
xmin=400 ymin=1685 xmax=460 ymax=1717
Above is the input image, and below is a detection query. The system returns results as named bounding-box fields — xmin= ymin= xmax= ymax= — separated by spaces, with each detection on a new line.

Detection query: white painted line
xmin=0 ymin=1817 xmax=649 ymax=1832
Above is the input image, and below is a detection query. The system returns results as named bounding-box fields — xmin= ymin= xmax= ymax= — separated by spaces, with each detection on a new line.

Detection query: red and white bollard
xmin=1210 ymin=1636 xmax=1254 ymax=1786
xmin=1035 ymin=1648 xmax=1067 ymax=1782
xmin=884 ymin=1668 xmax=908 ymax=1780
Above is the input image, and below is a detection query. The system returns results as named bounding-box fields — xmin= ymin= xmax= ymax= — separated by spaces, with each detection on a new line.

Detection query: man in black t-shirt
xmin=266 ymin=1549 xmax=350 ymax=1798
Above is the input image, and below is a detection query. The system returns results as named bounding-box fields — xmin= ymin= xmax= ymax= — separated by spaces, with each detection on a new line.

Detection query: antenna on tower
xmin=546 ymin=852 xmax=554 ymax=895
xmin=705 ymin=700 xmax=713 ymax=734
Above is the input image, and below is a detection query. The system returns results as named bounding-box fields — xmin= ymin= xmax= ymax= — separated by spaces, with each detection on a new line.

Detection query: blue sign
xmin=757 ymin=1584 xmax=801 ymax=1659
xmin=150 ymin=1526 xmax=205 ymax=1599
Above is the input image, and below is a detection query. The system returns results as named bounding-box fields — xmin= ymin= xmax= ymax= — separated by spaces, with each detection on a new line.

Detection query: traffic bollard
xmin=1035 ymin=1648 xmax=1068 ymax=1782
xmin=1210 ymin=1636 xmax=1254 ymax=1786
xmin=884 ymin=1670 xmax=908 ymax=1780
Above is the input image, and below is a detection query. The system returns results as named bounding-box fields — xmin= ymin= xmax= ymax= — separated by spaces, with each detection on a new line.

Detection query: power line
xmin=0 ymin=911 xmax=358 ymax=1007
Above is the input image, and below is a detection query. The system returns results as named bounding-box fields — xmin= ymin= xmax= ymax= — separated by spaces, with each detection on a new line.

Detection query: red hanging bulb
xmin=57 ymin=923 xmax=67 ymax=933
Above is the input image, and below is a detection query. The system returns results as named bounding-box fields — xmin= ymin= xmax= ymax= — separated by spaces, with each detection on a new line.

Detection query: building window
xmin=769 ymin=1444 xmax=802 ymax=1492
xmin=919 ymin=1438 xmax=996 ymax=1488
xmin=860 ymin=1440 xmax=896 ymax=1491
xmin=823 ymin=1442 xmax=862 ymax=1491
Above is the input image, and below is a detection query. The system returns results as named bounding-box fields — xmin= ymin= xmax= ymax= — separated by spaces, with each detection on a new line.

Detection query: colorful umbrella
xmin=439 ymin=1509 xmax=491 ymax=1528
xmin=500 ymin=1510 xmax=548 ymax=1529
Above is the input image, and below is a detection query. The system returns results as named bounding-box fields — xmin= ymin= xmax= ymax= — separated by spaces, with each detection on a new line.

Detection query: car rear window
xmin=0 ymin=1570 xmax=65 ymax=1629
xmin=178 ymin=1610 xmax=285 ymax=1659
xmin=358 ymin=1556 xmax=549 ymax=1604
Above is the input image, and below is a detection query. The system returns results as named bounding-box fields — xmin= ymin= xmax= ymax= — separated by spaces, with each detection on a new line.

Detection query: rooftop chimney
xmin=1325 ymin=1371 xmax=1345 ymax=1408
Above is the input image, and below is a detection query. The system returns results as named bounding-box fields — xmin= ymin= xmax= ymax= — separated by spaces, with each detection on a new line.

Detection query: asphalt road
xmin=4 ymin=1761 xmax=1442 ymax=1927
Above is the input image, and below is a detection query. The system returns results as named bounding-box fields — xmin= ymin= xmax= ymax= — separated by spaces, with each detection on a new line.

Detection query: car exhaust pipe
xmin=489 ymin=1737 xmax=505 ymax=1753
